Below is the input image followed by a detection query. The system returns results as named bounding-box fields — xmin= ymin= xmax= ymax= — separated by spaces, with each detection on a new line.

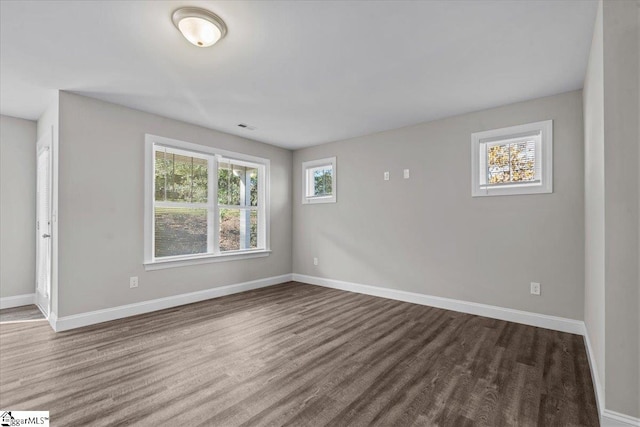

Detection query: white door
xmin=36 ymin=132 xmax=52 ymax=317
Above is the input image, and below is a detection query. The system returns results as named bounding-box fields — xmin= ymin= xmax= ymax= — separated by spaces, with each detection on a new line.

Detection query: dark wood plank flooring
xmin=0 ymin=282 xmax=599 ymax=426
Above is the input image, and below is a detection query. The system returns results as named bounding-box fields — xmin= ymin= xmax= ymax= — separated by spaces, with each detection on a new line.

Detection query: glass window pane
xmin=220 ymin=208 xmax=240 ymax=251
xmin=154 ymin=148 xmax=208 ymax=203
xmin=311 ymin=166 xmax=332 ymax=196
xmin=154 ymin=207 xmax=207 ymax=258
xmin=487 ymin=144 xmax=510 ymax=184
xmin=509 ymin=141 xmax=536 ymax=182
xmin=218 ymin=162 xmax=241 ymax=205
xmin=249 ymin=168 xmax=258 ymax=207
xmin=219 ymin=208 xmax=257 ymax=251
xmin=155 ymin=150 xmax=168 ymax=201
xmin=487 ymin=141 xmax=536 ymax=184
xmin=250 ymin=210 xmax=258 ymax=249
xmin=218 ymin=162 xmax=259 ymax=206
xmin=191 ymin=157 xmax=209 ymax=203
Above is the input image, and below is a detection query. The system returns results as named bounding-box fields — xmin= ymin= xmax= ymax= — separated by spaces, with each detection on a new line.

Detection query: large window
xmin=471 ymin=120 xmax=552 ymax=197
xmin=144 ymin=135 xmax=269 ymax=269
xmin=302 ymin=157 xmax=337 ymax=204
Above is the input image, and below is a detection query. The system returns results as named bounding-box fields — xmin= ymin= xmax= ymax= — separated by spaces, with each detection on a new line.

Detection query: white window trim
xmin=144 ymin=134 xmax=270 ymax=270
xmin=471 ymin=120 xmax=553 ymax=197
xmin=302 ymin=156 xmax=337 ymax=204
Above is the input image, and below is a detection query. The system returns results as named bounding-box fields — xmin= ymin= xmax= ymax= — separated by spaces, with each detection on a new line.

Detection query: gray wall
xmin=0 ymin=115 xmax=37 ymax=298
xmin=56 ymin=92 xmax=292 ymax=316
xmin=583 ymin=0 xmax=605 ymax=400
xmin=602 ymin=0 xmax=639 ymax=417
xmin=293 ymin=90 xmax=585 ymax=320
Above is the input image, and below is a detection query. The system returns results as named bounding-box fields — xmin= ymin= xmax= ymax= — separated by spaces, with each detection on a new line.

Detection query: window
xmin=144 ymin=135 xmax=269 ymax=270
xmin=471 ymin=120 xmax=552 ymax=197
xmin=302 ymin=157 xmax=337 ymax=204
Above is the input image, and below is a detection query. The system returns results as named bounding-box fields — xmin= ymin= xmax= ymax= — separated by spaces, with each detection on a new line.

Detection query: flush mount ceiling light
xmin=172 ymin=7 xmax=227 ymax=48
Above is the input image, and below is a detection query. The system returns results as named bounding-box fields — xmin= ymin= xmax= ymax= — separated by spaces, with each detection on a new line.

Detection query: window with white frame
xmin=144 ymin=135 xmax=269 ymax=269
xmin=471 ymin=120 xmax=553 ymax=197
xmin=302 ymin=157 xmax=336 ymax=204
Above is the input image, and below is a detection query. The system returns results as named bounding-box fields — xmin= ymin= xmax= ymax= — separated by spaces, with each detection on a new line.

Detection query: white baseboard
xmin=48 ymin=311 xmax=58 ymax=331
xmin=51 ymin=274 xmax=293 ymax=332
xmin=583 ymin=329 xmax=605 ymax=416
xmin=602 ymin=410 xmax=640 ymax=427
xmin=292 ymin=274 xmax=584 ymax=335
xmin=582 ymin=328 xmax=640 ymax=426
xmin=0 ymin=293 xmax=35 ymax=309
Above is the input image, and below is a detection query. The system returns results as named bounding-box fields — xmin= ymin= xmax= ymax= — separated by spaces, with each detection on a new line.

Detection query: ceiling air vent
xmin=237 ymin=123 xmax=256 ymax=130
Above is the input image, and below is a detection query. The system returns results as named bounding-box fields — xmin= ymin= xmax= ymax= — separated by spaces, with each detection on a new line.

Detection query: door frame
xmin=35 ymin=129 xmax=53 ymax=318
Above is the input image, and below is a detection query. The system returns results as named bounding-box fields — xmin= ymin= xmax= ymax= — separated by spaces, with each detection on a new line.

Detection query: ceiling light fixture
xmin=172 ymin=7 xmax=227 ymax=48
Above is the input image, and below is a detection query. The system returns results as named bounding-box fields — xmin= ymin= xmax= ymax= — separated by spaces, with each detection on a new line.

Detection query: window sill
xmin=144 ymin=250 xmax=271 ymax=271
xmin=472 ymin=183 xmax=552 ymax=197
xmin=302 ymin=196 xmax=336 ymax=204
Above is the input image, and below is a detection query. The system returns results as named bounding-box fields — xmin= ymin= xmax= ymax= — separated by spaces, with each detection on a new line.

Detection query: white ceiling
xmin=0 ymin=0 xmax=598 ymax=149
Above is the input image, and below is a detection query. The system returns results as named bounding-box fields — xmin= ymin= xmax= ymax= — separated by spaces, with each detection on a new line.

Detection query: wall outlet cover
xmin=530 ymin=282 xmax=540 ymax=295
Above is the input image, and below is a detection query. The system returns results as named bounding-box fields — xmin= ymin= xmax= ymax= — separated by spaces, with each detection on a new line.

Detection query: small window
xmin=144 ymin=135 xmax=270 ymax=269
xmin=471 ymin=120 xmax=552 ymax=197
xmin=302 ymin=157 xmax=336 ymax=204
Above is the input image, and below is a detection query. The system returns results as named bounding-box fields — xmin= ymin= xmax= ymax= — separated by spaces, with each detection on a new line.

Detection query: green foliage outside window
xmin=314 ymin=168 xmax=332 ymax=196
xmin=218 ymin=165 xmax=258 ymax=206
xmin=155 ymin=151 xmax=208 ymax=203
xmin=154 ymin=151 xmax=260 ymax=257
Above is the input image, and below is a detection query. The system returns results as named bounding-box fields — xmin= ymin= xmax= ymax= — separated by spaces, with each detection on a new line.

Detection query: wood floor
xmin=0 ymin=282 xmax=598 ymax=426
xmin=0 ymin=305 xmax=45 ymax=323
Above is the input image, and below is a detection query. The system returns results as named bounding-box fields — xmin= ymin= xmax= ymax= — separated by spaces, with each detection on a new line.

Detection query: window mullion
xmin=155 ymin=201 xmax=208 ymax=209
xmin=209 ymin=156 xmax=219 ymax=255
xmin=508 ymin=143 xmax=513 ymax=182
xmin=152 ymin=148 xmax=158 ymax=261
xmin=258 ymin=165 xmax=265 ymax=249
xmin=239 ymin=166 xmax=249 ymax=250
xmin=483 ymin=144 xmax=489 ymax=188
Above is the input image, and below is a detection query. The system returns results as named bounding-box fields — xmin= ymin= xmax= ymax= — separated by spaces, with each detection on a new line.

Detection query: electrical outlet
xmin=313 ymin=257 xmax=318 ymax=266
xmin=530 ymin=282 xmax=540 ymax=295
xmin=404 ymin=169 xmax=410 ymax=179
xmin=130 ymin=276 xmax=139 ymax=288
xmin=384 ymin=171 xmax=390 ymax=181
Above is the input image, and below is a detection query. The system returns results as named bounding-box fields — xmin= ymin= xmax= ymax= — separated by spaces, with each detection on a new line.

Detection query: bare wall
xmin=602 ymin=0 xmax=640 ymax=417
xmin=293 ymin=90 xmax=585 ymax=320
xmin=57 ymin=92 xmax=292 ymax=317
xmin=0 ymin=115 xmax=36 ymax=298
xmin=583 ymin=0 xmax=605 ymax=400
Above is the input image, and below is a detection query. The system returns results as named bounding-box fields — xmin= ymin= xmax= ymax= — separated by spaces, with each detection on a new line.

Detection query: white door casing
xmin=36 ymin=131 xmax=52 ymax=317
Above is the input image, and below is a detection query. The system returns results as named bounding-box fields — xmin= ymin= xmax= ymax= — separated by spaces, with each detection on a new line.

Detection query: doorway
xmin=35 ymin=131 xmax=52 ymax=317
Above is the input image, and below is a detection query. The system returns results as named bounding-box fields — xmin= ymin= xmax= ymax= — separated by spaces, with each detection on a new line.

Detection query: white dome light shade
xmin=172 ymin=7 xmax=227 ymax=48
xmin=178 ymin=17 xmax=221 ymax=47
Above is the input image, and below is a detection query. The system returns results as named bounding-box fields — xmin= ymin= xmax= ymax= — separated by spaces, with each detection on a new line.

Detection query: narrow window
xmin=302 ymin=157 xmax=337 ymax=204
xmin=471 ymin=120 xmax=552 ymax=197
